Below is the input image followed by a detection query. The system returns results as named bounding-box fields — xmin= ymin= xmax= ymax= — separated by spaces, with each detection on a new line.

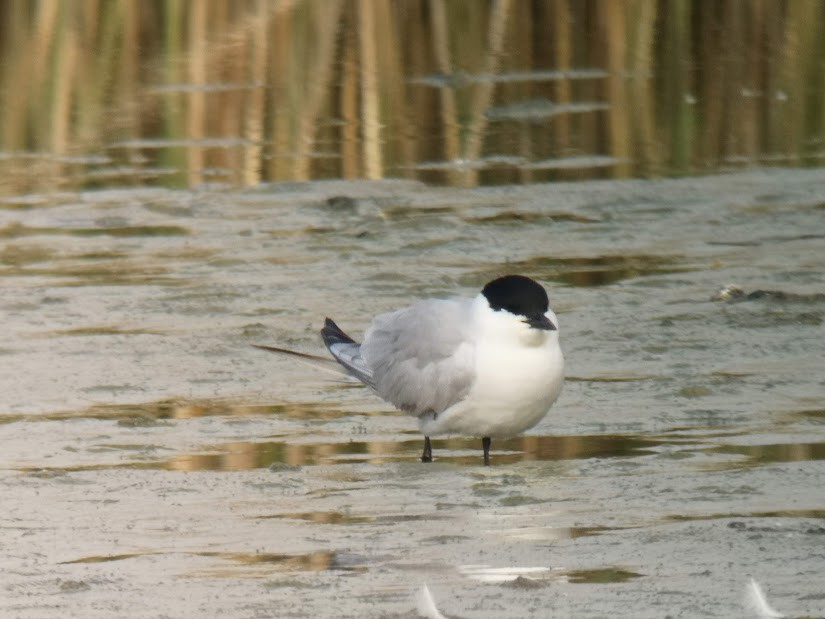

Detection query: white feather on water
xmin=416 ymin=584 xmax=448 ymax=619
xmin=745 ymin=579 xmax=786 ymax=619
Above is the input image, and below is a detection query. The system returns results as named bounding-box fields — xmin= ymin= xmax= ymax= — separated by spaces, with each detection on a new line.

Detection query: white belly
xmin=419 ymin=338 xmax=564 ymax=437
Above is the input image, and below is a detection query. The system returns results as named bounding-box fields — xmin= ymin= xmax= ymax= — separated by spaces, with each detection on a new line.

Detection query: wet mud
xmin=2 ymin=169 xmax=825 ymax=617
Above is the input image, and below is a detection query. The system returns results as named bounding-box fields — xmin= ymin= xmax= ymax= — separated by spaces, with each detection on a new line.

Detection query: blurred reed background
xmin=0 ymin=0 xmax=823 ymax=193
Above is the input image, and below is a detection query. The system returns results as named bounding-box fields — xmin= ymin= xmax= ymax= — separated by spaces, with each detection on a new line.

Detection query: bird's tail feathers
xmin=252 ymin=344 xmax=348 ymax=377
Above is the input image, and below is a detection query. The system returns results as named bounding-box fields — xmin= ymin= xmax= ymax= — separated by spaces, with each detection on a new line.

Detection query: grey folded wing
xmin=359 ymin=298 xmax=475 ymax=417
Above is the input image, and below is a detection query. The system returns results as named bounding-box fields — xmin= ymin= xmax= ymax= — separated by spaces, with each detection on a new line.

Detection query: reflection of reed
xmin=50 ymin=398 xmax=359 ymax=426
xmin=716 ymin=441 xmax=825 ymax=465
xmin=0 ymin=2 xmax=823 ymax=192
xmin=164 ymin=433 xmax=655 ymax=470
xmin=198 ymin=549 xmax=336 ymax=572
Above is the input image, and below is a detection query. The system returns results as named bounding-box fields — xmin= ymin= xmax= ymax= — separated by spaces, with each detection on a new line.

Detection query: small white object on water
xmin=713 ymin=284 xmax=745 ymax=301
xmin=745 ymin=578 xmax=786 ymax=618
xmin=416 ymin=584 xmax=448 ymax=619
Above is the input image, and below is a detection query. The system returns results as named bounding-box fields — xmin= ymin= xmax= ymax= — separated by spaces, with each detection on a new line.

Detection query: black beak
xmin=526 ymin=314 xmax=556 ymax=331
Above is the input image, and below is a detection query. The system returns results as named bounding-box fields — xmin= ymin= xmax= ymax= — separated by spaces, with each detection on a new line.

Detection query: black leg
xmin=482 ymin=436 xmax=491 ymax=466
xmin=421 ymin=436 xmax=432 ymax=463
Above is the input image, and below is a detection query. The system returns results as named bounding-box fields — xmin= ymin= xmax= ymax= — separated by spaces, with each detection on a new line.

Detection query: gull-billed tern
xmin=256 ymin=274 xmax=564 ymax=465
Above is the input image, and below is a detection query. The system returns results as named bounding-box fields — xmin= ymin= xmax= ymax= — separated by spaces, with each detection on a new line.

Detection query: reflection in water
xmin=708 ymin=441 xmax=825 ymax=466
xmin=195 ymin=550 xmax=344 ymax=572
xmin=61 ymin=553 xmax=148 ymax=565
xmin=778 ymin=409 xmax=825 ymax=425
xmin=463 ymin=209 xmax=601 ymax=225
xmin=665 ymin=509 xmax=825 ymax=523
xmin=12 ymin=396 xmax=825 ymax=475
xmin=62 ymin=550 xmax=350 ymax=573
xmin=486 ymin=99 xmax=610 ymax=122
xmin=166 ymin=433 xmax=661 ymax=471
xmin=1 ymin=399 xmax=353 ymax=425
xmin=458 ymin=564 xmax=642 ymax=585
xmin=565 ymin=568 xmax=643 ymax=584
xmin=256 ymin=511 xmax=373 ymax=525
xmin=31 ymin=429 xmax=821 ymax=474
xmin=475 ymin=253 xmax=699 ymax=287
xmin=0 ymin=223 xmax=189 ymax=238
xmin=168 ymin=439 xmax=405 ymax=471
xmin=459 ymin=564 xmax=553 ymax=584
xmin=494 ymin=525 xmax=617 ymax=543
xmin=1 ymin=3 xmax=823 ymax=191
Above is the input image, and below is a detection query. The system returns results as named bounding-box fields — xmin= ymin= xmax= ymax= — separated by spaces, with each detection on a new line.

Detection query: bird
xmin=256 ymin=274 xmax=564 ymax=465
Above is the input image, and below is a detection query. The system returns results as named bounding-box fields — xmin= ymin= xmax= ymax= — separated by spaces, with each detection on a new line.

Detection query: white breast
xmin=419 ymin=297 xmax=564 ymax=437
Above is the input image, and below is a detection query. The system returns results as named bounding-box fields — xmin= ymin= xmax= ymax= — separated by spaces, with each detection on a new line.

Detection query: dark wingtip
xmin=320 ymin=317 xmax=356 ymax=348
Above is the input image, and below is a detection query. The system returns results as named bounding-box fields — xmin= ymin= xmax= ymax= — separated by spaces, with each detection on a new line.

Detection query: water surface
xmin=2 ymin=169 xmax=824 ymax=617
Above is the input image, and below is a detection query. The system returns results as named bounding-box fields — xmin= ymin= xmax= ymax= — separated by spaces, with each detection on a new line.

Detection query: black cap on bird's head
xmin=481 ymin=275 xmax=556 ymax=331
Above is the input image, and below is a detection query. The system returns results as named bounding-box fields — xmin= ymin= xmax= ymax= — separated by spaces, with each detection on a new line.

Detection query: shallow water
xmin=2 ymin=169 xmax=825 ymax=617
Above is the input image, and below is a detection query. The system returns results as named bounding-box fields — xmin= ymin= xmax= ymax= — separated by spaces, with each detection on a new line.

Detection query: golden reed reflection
xmin=1 ymin=1 xmax=823 ymax=193
xmin=65 ymin=550 xmax=342 ymax=573
xmin=165 ymin=433 xmax=661 ymax=471
xmin=75 ymin=399 xmax=355 ymax=422
xmin=164 ymin=432 xmax=825 ymax=471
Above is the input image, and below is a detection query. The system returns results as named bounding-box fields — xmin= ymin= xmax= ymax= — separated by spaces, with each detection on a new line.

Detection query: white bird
xmin=257 ymin=275 xmax=564 ymax=465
